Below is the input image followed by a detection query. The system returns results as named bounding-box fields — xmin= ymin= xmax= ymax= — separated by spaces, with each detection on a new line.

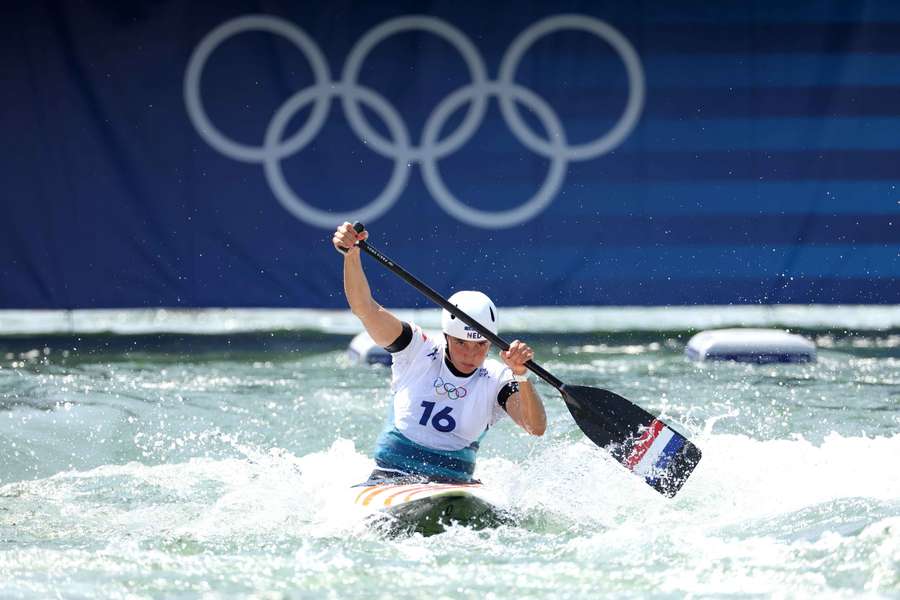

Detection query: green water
xmin=0 ymin=314 xmax=898 ymax=598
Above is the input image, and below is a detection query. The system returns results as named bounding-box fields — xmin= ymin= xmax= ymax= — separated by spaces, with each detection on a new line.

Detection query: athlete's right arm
xmin=332 ymin=222 xmax=403 ymax=347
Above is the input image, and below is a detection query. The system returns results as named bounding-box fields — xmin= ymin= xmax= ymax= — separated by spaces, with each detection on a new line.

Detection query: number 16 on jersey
xmin=419 ymin=401 xmax=456 ymax=432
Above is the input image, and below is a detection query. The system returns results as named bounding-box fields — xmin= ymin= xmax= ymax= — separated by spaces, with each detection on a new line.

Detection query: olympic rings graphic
xmin=433 ymin=377 xmax=467 ymax=400
xmin=184 ymin=14 xmax=645 ymax=229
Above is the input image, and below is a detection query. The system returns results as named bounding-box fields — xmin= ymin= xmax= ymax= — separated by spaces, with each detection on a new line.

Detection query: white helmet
xmin=442 ymin=291 xmax=498 ymax=341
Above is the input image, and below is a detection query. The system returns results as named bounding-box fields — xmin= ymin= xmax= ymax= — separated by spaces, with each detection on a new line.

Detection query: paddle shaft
xmin=355 ymin=236 xmax=565 ymax=391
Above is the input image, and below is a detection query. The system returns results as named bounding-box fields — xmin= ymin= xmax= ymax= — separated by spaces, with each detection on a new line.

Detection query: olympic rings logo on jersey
xmin=184 ymin=14 xmax=645 ymax=229
xmin=433 ymin=377 xmax=467 ymax=400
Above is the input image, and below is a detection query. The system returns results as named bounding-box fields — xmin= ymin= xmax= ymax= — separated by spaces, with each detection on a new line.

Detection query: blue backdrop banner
xmin=2 ymin=1 xmax=898 ymax=308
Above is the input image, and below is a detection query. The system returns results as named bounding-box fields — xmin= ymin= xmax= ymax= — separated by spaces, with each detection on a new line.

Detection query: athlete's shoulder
xmin=406 ymin=322 xmax=441 ymax=359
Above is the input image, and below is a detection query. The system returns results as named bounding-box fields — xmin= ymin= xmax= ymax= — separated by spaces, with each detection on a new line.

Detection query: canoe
xmin=353 ymin=482 xmax=511 ymax=536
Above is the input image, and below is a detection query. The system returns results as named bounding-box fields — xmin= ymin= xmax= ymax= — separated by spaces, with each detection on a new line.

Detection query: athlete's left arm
xmin=500 ymin=340 xmax=547 ymax=436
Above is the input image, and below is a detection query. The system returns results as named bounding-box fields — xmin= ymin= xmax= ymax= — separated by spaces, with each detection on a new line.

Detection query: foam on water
xmin=2 ymin=431 xmax=898 ymax=597
xmin=1 ymin=308 xmax=898 ymax=597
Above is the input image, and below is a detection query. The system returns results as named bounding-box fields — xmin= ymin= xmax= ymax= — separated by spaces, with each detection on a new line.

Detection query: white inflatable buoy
xmin=347 ymin=329 xmax=443 ymax=366
xmin=347 ymin=331 xmax=392 ymax=366
xmin=685 ymin=328 xmax=816 ymax=363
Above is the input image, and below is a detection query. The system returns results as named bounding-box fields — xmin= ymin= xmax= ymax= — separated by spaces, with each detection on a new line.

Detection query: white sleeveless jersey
xmin=389 ymin=324 xmax=511 ymax=451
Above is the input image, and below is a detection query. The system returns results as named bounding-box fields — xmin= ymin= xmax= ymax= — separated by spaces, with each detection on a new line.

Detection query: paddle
xmin=348 ymin=223 xmax=702 ymax=498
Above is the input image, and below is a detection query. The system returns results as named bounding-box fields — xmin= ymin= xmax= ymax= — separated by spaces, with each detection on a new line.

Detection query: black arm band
xmin=497 ymin=381 xmax=519 ymax=411
xmin=384 ymin=321 xmax=413 ymax=353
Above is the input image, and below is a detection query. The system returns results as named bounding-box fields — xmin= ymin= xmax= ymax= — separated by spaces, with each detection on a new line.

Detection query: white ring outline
xmin=498 ymin=14 xmax=645 ymax=160
xmin=421 ymin=82 xmax=567 ymax=229
xmin=184 ymin=15 xmax=332 ymax=163
xmin=263 ymin=83 xmax=411 ymax=228
xmin=341 ymin=15 xmax=489 ymax=163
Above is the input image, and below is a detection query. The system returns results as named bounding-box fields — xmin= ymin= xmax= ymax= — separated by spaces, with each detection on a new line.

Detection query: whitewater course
xmin=0 ymin=305 xmax=898 ymax=598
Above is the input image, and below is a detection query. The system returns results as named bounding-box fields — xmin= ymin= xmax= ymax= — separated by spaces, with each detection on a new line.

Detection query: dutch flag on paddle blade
xmin=623 ymin=419 xmax=686 ymax=485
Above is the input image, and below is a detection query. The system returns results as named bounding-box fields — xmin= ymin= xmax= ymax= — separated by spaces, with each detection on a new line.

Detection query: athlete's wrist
xmin=512 ymin=371 xmax=529 ymax=382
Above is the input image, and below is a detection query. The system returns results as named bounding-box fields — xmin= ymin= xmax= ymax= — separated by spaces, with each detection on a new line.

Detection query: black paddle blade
xmin=560 ymin=385 xmax=702 ymax=498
